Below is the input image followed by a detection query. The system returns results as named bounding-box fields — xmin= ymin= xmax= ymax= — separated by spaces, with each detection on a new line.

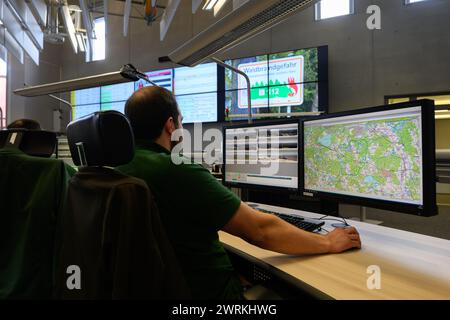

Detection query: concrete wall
xmin=7 ymin=43 xmax=63 ymax=131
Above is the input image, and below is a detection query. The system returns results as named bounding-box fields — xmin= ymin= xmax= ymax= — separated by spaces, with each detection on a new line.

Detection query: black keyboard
xmin=258 ymin=208 xmax=325 ymax=232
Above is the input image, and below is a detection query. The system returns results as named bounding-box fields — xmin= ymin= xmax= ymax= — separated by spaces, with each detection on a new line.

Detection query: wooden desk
xmin=219 ymin=203 xmax=450 ymax=300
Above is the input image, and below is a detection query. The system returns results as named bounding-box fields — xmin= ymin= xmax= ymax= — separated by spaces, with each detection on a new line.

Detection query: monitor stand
xmin=350 ymin=206 xmax=383 ymax=225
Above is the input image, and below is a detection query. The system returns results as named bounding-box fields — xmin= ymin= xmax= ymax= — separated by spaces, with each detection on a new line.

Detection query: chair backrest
xmin=55 ymin=111 xmax=190 ymax=299
xmin=0 ymin=129 xmax=56 ymax=157
xmin=0 ymin=130 xmax=68 ymax=299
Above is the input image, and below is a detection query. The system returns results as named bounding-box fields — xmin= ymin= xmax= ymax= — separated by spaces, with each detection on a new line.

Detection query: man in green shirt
xmin=117 ymin=87 xmax=361 ymax=299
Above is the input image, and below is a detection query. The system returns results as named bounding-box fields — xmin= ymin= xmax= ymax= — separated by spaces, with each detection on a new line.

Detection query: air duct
xmin=169 ymin=0 xmax=319 ymax=66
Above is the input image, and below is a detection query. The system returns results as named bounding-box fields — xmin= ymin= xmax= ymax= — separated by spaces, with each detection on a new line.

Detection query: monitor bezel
xmin=222 ymin=118 xmax=301 ymax=193
xmin=299 ymin=99 xmax=437 ymax=217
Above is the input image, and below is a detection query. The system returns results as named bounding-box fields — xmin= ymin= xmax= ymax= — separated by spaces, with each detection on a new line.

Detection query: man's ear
xmin=164 ymin=117 xmax=176 ymax=135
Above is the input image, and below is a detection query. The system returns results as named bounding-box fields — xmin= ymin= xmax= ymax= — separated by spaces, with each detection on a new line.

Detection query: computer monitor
xmin=224 ymin=46 xmax=328 ymax=121
xmin=223 ymin=119 xmax=300 ymax=191
xmin=71 ymin=87 xmax=101 ymax=120
xmin=301 ymin=100 xmax=437 ymax=216
xmin=173 ymin=63 xmax=219 ymax=124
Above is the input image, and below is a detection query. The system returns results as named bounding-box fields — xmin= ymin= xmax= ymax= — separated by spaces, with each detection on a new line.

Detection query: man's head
xmin=125 ymin=86 xmax=183 ymax=151
xmin=7 ymin=119 xmax=41 ymax=130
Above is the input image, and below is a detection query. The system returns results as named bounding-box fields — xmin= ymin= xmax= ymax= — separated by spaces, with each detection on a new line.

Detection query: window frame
xmin=385 ymin=91 xmax=450 ymax=110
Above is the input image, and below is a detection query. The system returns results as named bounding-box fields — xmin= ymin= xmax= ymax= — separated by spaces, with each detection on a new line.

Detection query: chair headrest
xmin=0 ymin=129 xmax=56 ymax=158
xmin=67 ymin=111 xmax=135 ymax=167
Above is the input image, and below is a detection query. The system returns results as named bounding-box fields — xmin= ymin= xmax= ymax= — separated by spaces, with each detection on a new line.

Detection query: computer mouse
xmin=331 ymin=222 xmax=351 ymax=228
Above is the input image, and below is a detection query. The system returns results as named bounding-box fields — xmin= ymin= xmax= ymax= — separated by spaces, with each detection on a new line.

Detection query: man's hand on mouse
xmin=326 ymin=227 xmax=362 ymax=253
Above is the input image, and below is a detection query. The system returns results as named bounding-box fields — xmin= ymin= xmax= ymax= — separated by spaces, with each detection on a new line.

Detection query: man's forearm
xmin=251 ymin=214 xmax=330 ymax=255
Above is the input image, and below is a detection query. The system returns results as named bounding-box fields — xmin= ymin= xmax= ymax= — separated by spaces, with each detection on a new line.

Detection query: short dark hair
xmin=7 ymin=119 xmax=41 ymax=130
xmin=125 ymin=86 xmax=180 ymax=141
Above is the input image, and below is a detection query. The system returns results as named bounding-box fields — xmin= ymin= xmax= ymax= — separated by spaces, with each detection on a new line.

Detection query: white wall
xmin=7 ymin=43 xmax=62 ymax=130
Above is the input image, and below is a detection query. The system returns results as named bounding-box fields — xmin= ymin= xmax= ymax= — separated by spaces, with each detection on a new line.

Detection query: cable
xmin=312 ymin=215 xmax=350 ymax=227
xmin=318 ymin=226 xmax=330 ymax=234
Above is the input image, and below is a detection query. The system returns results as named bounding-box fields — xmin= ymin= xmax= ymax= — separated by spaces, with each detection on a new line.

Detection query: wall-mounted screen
xmin=71 ymin=87 xmax=101 ymax=120
xmin=173 ymin=63 xmax=218 ymax=123
xmin=71 ymin=63 xmax=222 ymax=123
xmin=100 ymin=82 xmax=134 ymax=114
xmin=224 ymin=46 xmax=328 ymax=121
xmin=135 ymin=69 xmax=173 ymax=91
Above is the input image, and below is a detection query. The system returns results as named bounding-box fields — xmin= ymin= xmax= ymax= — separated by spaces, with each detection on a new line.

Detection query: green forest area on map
xmin=304 ymin=116 xmax=422 ymax=202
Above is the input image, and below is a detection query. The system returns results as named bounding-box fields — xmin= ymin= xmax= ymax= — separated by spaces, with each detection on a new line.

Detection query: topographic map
xmin=304 ymin=115 xmax=422 ymax=203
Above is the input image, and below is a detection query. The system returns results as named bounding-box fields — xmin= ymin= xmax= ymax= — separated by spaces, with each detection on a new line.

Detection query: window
xmin=91 ymin=17 xmax=105 ymax=62
xmin=315 ymin=0 xmax=354 ymax=21
xmin=386 ymin=92 xmax=450 ymax=120
xmin=405 ymin=0 xmax=429 ymax=4
xmin=0 ymin=56 xmax=6 ymax=129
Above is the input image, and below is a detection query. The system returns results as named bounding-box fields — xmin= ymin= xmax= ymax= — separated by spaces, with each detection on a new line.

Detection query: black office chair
xmin=55 ymin=111 xmax=190 ymax=299
xmin=0 ymin=128 xmax=56 ymax=157
xmin=0 ymin=129 xmax=68 ymax=299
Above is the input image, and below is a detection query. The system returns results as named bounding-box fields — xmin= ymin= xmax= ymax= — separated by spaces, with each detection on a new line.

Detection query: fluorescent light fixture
xmin=203 ymin=0 xmax=219 ymax=10
xmin=14 ymin=72 xmax=128 ymax=97
xmin=13 ymin=65 xmax=156 ymax=97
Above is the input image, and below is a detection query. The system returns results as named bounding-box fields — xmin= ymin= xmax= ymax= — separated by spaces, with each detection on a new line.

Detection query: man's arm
xmin=222 ymin=202 xmax=361 ymax=255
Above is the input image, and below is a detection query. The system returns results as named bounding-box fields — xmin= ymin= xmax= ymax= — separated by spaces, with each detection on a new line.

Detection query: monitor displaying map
xmin=303 ymin=106 xmax=423 ymax=205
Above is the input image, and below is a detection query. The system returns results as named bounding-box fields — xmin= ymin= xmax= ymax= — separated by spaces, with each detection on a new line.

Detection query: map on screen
xmin=304 ymin=107 xmax=423 ymax=205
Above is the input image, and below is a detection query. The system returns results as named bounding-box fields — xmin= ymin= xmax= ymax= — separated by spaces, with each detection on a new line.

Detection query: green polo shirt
xmin=0 ymin=147 xmax=70 ymax=298
xmin=116 ymin=141 xmax=243 ymax=299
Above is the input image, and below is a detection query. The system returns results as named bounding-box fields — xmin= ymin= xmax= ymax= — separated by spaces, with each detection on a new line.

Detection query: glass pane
xmin=92 ymin=17 xmax=105 ymax=61
xmin=388 ymin=98 xmax=410 ymax=104
xmin=417 ymin=95 xmax=450 ymax=106
xmin=318 ymin=0 xmax=351 ymax=20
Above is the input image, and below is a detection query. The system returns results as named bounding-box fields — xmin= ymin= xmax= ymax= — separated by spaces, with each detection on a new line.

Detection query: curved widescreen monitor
xmin=300 ymin=100 xmax=437 ymax=216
